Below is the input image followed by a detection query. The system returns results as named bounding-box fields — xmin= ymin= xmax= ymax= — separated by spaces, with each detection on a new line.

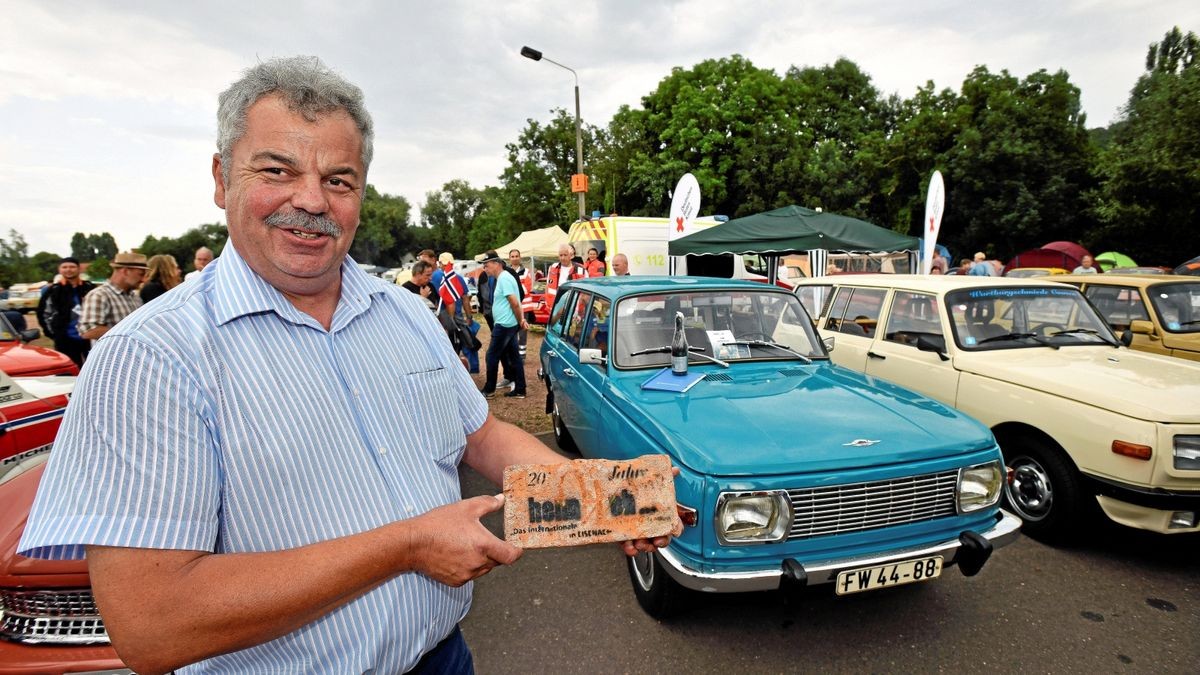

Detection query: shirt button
xmin=406 ymin=505 xmax=415 ymax=514
xmin=379 ymin=447 xmax=388 ymax=455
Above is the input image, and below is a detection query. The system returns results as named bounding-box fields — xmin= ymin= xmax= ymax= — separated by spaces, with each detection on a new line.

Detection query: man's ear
xmin=212 ymin=154 xmax=227 ymax=209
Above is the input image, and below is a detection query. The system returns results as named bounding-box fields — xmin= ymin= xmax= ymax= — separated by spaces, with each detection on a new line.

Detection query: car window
xmin=564 ymin=293 xmax=592 ymax=350
xmin=796 ymin=284 xmax=833 ymax=320
xmin=824 ymin=287 xmax=886 ymax=338
xmin=548 ymin=290 xmax=573 ymax=335
xmin=884 ymin=291 xmax=943 ymax=347
xmin=580 ymin=297 xmax=611 ymax=358
xmin=947 ymin=286 xmax=1113 ymax=350
xmin=1083 ymin=285 xmax=1149 ymax=332
xmin=613 ymin=290 xmax=822 ymax=369
xmin=1147 ymin=282 xmax=1200 ymax=333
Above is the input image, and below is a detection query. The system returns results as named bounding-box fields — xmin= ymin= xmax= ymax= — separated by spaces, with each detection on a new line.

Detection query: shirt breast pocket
xmin=390 ymin=366 xmax=468 ymax=467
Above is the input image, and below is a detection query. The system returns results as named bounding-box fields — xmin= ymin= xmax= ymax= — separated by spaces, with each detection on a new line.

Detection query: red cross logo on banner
xmin=675 ymin=216 xmax=684 ymax=232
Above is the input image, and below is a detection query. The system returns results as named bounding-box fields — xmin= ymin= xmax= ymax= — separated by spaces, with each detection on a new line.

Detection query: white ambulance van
xmin=566 ymin=215 xmax=790 ymax=284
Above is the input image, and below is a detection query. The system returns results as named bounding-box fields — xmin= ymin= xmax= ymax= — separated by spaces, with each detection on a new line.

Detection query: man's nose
xmin=291 ymin=174 xmax=330 ymax=215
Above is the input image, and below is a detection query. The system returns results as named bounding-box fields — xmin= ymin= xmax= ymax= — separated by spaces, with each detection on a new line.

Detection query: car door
xmin=864 ymin=290 xmax=961 ymax=403
xmin=570 ymin=295 xmax=612 ymax=453
xmin=546 ymin=292 xmax=596 ymax=449
xmin=820 ymin=286 xmax=887 ymax=372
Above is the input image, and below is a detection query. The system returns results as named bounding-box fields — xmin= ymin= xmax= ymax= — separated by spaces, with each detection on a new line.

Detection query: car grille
xmin=0 ymin=588 xmax=110 ymax=645
xmin=787 ymin=470 xmax=959 ymax=539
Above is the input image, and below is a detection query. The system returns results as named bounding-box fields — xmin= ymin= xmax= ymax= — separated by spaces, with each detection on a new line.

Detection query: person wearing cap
xmin=35 ymin=256 xmax=97 ymax=365
xmin=478 ymin=252 xmax=527 ymax=399
xmin=78 ymin=251 xmax=147 ymax=341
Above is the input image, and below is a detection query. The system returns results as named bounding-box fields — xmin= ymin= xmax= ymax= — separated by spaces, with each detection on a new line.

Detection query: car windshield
xmin=613 ymin=289 xmax=824 ymax=369
xmin=946 ymin=286 xmax=1118 ymax=350
xmin=1148 ymin=282 xmax=1200 ymax=333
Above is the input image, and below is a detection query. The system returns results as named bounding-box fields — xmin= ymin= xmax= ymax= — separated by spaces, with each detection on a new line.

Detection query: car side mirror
xmin=1120 ymin=329 xmax=1133 ymax=347
xmin=19 ymin=328 xmax=40 ymax=342
xmin=1128 ymin=319 xmax=1154 ymax=336
xmin=579 ymin=348 xmax=607 ymax=366
xmin=915 ymin=335 xmax=949 ymax=361
xmin=822 ymin=335 xmax=836 ymax=353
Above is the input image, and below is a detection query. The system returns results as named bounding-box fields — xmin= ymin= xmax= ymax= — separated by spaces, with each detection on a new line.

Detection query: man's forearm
xmin=81 ymin=325 xmax=108 ymax=340
xmin=88 ymin=495 xmax=517 ymax=674
xmin=463 ymin=414 xmax=567 ymax=486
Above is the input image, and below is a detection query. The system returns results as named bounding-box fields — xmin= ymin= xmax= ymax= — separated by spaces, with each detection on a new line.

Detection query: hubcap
xmin=552 ymin=402 xmax=564 ymax=438
xmin=1007 ymin=458 xmax=1053 ymax=521
xmin=631 ymin=551 xmax=655 ymax=591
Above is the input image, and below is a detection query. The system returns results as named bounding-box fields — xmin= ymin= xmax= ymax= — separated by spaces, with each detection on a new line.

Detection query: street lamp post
xmin=520 ymin=45 xmax=586 ymax=222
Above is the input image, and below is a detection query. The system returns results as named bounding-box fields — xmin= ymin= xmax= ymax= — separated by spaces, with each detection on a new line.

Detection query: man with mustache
xmin=20 ymin=56 xmax=674 ymax=674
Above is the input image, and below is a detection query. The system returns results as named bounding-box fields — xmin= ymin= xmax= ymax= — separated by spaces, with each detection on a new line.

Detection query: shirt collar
xmin=211 ymin=241 xmax=386 ymax=330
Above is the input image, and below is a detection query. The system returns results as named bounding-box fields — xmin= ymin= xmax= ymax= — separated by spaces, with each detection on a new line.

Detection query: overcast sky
xmin=2 ymin=0 xmax=1196 ymax=257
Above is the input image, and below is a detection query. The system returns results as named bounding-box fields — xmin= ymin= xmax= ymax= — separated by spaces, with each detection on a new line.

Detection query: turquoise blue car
xmin=539 ymin=277 xmax=1020 ymax=617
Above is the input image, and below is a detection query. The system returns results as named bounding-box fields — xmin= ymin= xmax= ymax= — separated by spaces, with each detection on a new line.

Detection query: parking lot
xmin=460 ymin=441 xmax=1199 ymax=674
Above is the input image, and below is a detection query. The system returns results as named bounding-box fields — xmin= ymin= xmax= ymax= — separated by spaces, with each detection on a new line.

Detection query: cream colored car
xmin=793 ymin=275 xmax=1200 ymax=542
xmin=1056 ymin=274 xmax=1200 ymax=362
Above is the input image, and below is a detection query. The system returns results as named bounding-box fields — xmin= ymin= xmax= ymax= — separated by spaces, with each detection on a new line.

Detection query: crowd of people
xmin=33 ymin=246 xmax=216 ymax=367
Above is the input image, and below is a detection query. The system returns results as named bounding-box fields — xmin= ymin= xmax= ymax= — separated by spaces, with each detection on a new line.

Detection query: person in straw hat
xmin=79 ymin=251 xmax=148 ymax=341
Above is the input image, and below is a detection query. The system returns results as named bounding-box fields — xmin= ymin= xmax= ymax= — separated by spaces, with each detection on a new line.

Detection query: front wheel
xmin=1002 ymin=435 xmax=1091 ymax=542
xmin=628 ymin=550 xmax=686 ymax=618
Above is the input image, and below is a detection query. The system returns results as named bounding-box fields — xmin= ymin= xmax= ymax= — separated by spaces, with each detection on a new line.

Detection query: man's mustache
xmin=264 ymin=210 xmax=343 ymax=238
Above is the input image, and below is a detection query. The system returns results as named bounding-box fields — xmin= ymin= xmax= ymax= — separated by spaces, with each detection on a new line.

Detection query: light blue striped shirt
xmin=20 ymin=242 xmax=489 ymax=673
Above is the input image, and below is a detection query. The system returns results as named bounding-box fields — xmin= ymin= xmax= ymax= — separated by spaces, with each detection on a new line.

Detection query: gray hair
xmin=216 ymin=56 xmax=374 ymax=186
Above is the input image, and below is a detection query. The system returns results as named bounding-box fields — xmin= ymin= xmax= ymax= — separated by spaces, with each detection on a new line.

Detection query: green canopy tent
xmin=667 ymin=205 xmax=919 ymax=281
xmin=1095 ymin=251 xmax=1137 ymax=272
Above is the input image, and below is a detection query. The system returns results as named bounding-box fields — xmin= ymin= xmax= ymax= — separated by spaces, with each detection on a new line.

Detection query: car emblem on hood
xmin=843 ymin=439 xmax=881 ymax=447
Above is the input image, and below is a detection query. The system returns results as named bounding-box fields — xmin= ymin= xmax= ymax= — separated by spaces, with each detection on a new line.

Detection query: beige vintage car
xmin=1056 ymin=274 xmax=1200 ymax=362
xmin=793 ymin=275 xmax=1200 ymax=542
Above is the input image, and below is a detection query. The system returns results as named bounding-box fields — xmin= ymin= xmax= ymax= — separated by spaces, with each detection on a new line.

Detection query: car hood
xmin=954 ymin=347 xmax=1200 ymax=423
xmin=608 ymin=364 xmax=995 ymax=476
xmin=0 ymin=341 xmax=76 ymax=377
xmin=0 ymin=462 xmax=88 ymax=578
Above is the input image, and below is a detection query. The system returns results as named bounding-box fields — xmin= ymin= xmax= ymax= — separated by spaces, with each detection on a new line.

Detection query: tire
xmin=628 ymin=550 xmax=686 ymax=619
xmin=1001 ymin=435 xmax=1092 ymax=543
xmin=550 ymin=399 xmax=578 ymax=454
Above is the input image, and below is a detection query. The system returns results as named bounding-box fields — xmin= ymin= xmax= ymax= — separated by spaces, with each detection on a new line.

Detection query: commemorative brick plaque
xmin=503 ymin=455 xmax=677 ymax=548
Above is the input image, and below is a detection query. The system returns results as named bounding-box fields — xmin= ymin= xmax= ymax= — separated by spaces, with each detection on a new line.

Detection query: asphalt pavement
xmin=460 ymin=435 xmax=1199 ymax=674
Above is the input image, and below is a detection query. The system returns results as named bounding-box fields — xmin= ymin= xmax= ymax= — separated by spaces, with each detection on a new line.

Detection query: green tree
xmin=0 ymin=229 xmax=38 ymax=286
xmin=621 ymin=55 xmax=801 ymax=218
xmin=938 ymin=67 xmax=1097 ymax=259
xmin=69 ymin=232 xmax=120 ymax=260
xmin=421 ymin=180 xmax=484 ymax=256
xmin=1095 ymin=27 xmax=1200 ymax=265
xmin=88 ymin=256 xmax=112 ymax=280
xmin=352 ymin=185 xmax=414 ymax=266
xmin=138 ymin=222 xmax=228 ymax=273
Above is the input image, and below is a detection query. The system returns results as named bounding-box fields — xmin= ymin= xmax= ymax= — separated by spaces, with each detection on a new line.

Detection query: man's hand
xmin=617 ymin=465 xmax=683 ymax=556
xmin=406 ymin=494 xmax=521 ymax=586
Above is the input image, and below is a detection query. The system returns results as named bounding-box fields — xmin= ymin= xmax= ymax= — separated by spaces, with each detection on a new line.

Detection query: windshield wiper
xmin=629 ymin=345 xmax=730 ymax=368
xmin=1178 ymin=320 xmax=1200 ymax=327
xmin=725 ymin=339 xmax=813 ymax=364
xmin=977 ymin=332 xmax=1059 ymax=349
xmin=1050 ymin=327 xmax=1120 ymax=348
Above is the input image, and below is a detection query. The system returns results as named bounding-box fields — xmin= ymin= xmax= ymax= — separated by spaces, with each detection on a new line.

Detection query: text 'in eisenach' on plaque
xmin=502 ymin=455 xmax=676 ymax=548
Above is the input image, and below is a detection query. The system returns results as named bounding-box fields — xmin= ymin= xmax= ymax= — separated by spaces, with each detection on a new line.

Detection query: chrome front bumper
xmin=657 ymin=510 xmax=1022 ymax=593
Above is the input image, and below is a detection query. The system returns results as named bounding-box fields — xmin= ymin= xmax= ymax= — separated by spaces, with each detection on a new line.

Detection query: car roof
xmin=1055 ymin=274 xmax=1199 ymax=289
xmin=791 ymin=273 xmax=1078 ymax=294
xmin=560 ymin=275 xmax=780 ymax=298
